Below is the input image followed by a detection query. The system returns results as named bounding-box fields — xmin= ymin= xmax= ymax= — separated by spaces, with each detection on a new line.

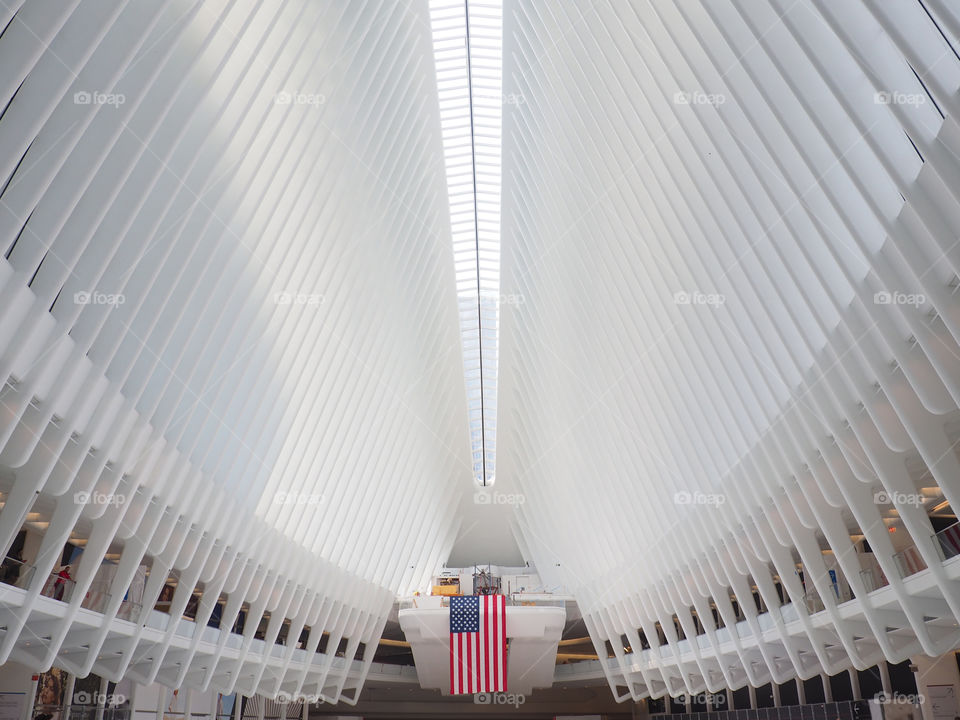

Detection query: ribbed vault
xmin=499 ymin=0 xmax=960 ymax=702
xmin=2 ymin=0 xmax=960 ymax=708
xmin=0 ymin=0 xmax=470 ymax=702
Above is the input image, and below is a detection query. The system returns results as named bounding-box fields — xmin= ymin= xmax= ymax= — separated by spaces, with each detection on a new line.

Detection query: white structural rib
xmin=429 ymin=0 xmax=503 ymax=486
xmin=0 ymin=0 xmax=470 ymax=703
xmin=499 ymin=0 xmax=960 ymax=703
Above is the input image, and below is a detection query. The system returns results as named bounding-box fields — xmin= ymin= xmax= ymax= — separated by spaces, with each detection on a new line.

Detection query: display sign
xmin=0 ymin=693 xmax=25 ymax=720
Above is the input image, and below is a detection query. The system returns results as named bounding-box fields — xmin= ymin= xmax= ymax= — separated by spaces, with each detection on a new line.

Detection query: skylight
xmin=430 ymin=0 xmax=503 ymax=486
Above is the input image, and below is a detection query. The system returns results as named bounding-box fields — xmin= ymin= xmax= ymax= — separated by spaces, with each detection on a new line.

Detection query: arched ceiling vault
xmin=1 ymin=0 xmax=960 ymax=705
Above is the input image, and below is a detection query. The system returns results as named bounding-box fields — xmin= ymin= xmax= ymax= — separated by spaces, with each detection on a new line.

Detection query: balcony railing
xmin=857 ymin=567 xmax=886 ymax=593
xmin=0 ymin=557 xmax=145 ymax=616
xmin=935 ymin=522 xmax=960 ymax=562
xmin=656 ymin=700 xmax=869 ymax=720
xmin=893 ymin=543 xmax=928 ymax=578
xmin=399 ymin=593 xmax=567 ymax=610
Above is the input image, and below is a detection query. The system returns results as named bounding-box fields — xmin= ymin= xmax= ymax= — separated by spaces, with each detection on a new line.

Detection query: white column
xmin=726 ymin=688 xmax=734 ymax=710
xmin=772 ymin=683 xmax=782 ymax=707
xmin=749 ymin=685 xmax=758 ymax=709
xmin=24 ymin=675 xmax=39 ymax=720
xmin=797 ymin=678 xmax=806 ymax=705
xmin=880 ymin=662 xmax=892 ymax=698
xmin=822 ymin=674 xmax=833 ymax=703
xmin=94 ymin=676 xmax=109 ymax=720
xmin=124 ymin=683 xmax=137 ymax=720
xmin=850 ymin=669 xmax=861 ymax=700
xmin=61 ymin=673 xmax=77 ymax=720
xmin=155 ymin=688 xmax=168 ymax=720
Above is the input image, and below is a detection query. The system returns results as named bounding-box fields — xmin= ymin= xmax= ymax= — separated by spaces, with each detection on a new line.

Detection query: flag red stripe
xmin=483 ymin=595 xmax=490 ymax=692
xmin=492 ymin=595 xmax=498 ymax=691
xmin=450 ymin=626 xmax=455 ymax=694
xmin=501 ymin=594 xmax=507 ymax=691
xmin=474 ymin=625 xmax=485 ymax=690
xmin=471 ymin=631 xmax=477 ymax=693
xmin=476 ymin=625 xmax=481 ymax=692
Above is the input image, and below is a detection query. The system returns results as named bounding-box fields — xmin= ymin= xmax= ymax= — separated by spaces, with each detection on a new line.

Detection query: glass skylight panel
xmin=430 ymin=0 xmax=503 ymax=486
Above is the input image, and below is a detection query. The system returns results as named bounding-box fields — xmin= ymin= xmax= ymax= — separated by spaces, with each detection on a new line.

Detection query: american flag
xmin=449 ymin=594 xmax=506 ymax=694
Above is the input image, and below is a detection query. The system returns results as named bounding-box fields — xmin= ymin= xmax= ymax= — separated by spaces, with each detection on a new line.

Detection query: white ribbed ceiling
xmin=0 ymin=0 xmax=471 ymax=701
xmin=2 ymin=0 xmax=960 ymax=707
xmin=499 ymin=0 xmax=960 ymax=702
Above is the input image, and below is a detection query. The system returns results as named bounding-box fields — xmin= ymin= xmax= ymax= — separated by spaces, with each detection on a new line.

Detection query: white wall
xmin=912 ymin=653 xmax=960 ymax=720
xmin=0 ymin=661 xmax=37 ymax=720
xmin=132 ymin=683 xmax=223 ymax=720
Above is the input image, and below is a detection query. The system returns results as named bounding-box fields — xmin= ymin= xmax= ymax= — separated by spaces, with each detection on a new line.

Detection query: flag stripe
xmin=488 ymin=595 xmax=494 ymax=691
xmin=500 ymin=594 xmax=507 ymax=690
xmin=484 ymin=595 xmax=490 ymax=692
xmin=474 ymin=615 xmax=481 ymax=691
xmin=492 ymin=595 xmax=498 ymax=691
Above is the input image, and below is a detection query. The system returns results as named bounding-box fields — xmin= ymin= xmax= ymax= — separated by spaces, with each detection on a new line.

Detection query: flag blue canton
xmin=449 ymin=595 xmax=480 ymax=633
